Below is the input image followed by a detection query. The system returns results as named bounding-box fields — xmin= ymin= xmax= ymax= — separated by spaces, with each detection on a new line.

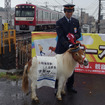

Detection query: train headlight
xmin=16 ymin=6 xmax=18 ymax=8
xmin=32 ymin=6 xmax=34 ymax=8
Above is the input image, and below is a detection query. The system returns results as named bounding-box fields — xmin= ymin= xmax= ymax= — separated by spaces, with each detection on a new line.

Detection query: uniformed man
xmin=55 ymin=4 xmax=81 ymax=93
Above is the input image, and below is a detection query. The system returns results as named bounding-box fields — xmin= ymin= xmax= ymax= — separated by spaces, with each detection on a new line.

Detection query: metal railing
xmin=16 ymin=35 xmax=31 ymax=69
xmin=0 ymin=30 xmax=16 ymax=54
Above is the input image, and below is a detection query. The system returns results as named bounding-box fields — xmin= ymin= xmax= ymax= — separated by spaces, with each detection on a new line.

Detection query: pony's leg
xmin=61 ymin=80 xmax=66 ymax=95
xmin=56 ymin=77 xmax=65 ymax=100
xmin=31 ymin=81 xmax=39 ymax=101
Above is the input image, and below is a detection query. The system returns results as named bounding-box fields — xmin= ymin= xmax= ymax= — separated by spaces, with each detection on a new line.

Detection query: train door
xmin=42 ymin=11 xmax=43 ymax=22
xmin=50 ymin=12 xmax=51 ymax=23
xmin=36 ymin=9 xmax=38 ymax=24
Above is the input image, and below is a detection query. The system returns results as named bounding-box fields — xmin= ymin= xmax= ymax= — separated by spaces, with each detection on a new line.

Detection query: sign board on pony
xmin=32 ymin=32 xmax=105 ymax=75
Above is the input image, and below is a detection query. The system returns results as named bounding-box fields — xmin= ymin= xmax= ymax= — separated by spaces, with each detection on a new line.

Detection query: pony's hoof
xmin=35 ymin=99 xmax=39 ymax=103
xmin=32 ymin=97 xmax=39 ymax=103
xmin=32 ymin=99 xmax=39 ymax=103
xmin=32 ymin=100 xmax=39 ymax=104
xmin=56 ymin=95 xmax=62 ymax=101
xmin=57 ymin=97 xmax=62 ymax=101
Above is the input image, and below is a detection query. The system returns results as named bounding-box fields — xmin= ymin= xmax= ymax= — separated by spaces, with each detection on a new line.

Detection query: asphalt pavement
xmin=0 ymin=71 xmax=105 ymax=105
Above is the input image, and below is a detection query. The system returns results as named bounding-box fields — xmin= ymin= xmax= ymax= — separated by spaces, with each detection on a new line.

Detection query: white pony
xmin=22 ymin=44 xmax=88 ymax=102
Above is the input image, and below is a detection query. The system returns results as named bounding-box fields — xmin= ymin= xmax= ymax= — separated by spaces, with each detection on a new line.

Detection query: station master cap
xmin=63 ymin=4 xmax=75 ymax=13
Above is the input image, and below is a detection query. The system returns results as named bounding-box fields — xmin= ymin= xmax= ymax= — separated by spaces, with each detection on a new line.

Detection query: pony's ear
xmin=76 ymin=43 xmax=80 ymax=47
xmin=68 ymin=47 xmax=80 ymax=53
xmin=80 ymin=45 xmax=86 ymax=51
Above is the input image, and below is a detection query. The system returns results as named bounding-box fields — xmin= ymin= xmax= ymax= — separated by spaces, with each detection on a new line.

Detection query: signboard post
xmin=0 ymin=16 xmax=2 ymax=31
xmin=4 ymin=23 xmax=8 ymax=31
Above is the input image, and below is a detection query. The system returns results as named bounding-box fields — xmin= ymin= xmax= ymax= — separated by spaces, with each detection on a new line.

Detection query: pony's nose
xmin=83 ymin=60 xmax=88 ymax=66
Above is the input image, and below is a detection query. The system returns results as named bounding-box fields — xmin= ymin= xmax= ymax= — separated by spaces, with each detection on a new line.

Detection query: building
xmin=99 ymin=19 xmax=105 ymax=33
xmin=79 ymin=11 xmax=96 ymax=33
xmin=0 ymin=8 xmax=15 ymax=29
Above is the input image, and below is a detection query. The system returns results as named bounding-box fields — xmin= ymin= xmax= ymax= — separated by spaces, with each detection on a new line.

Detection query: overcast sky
xmin=0 ymin=0 xmax=99 ymax=19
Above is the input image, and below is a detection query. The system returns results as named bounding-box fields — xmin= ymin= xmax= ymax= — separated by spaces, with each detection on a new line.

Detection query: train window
xmin=26 ymin=6 xmax=29 ymax=8
xmin=45 ymin=12 xmax=48 ymax=19
xmin=38 ymin=10 xmax=43 ymax=20
xmin=29 ymin=6 xmax=32 ymax=8
xmin=59 ymin=14 xmax=62 ymax=19
xmin=52 ymin=13 xmax=57 ymax=20
xmin=36 ymin=10 xmax=38 ymax=20
xmin=15 ymin=6 xmax=35 ymax=17
xmin=16 ymin=10 xmax=35 ymax=17
xmin=21 ymin=11 xmax=25 ymax=17
xmin=48 ymin=13 xmax=51 ymax=20
xmin=15 ymin=10 xmax=21 ymax=17
xmin=43 ymin=11 xmax=45 ymax=19
xmin=43 ymin=11 xmax=50 ymax=20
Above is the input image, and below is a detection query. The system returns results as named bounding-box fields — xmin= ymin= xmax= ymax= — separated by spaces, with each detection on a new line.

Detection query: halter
xmin=72 ymin=47 xmax=86 ymax=64
xmin=71 ymin=47 xmax=80 ymax=52
xmin=82 ymin=56 xmax=86 ymax=64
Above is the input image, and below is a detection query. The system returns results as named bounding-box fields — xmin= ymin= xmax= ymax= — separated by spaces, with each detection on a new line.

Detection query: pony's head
xmin=68 ymin=43 xmax=88 ymax=66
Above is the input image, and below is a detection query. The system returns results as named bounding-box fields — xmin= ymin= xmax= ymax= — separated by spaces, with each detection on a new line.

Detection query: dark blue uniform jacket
xmin=55 ymin=16 xmax=81 ymax=54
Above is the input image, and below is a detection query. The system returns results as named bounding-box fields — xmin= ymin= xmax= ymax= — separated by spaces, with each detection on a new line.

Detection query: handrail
xmin=0 ymin=30 xmax=16 ymax=54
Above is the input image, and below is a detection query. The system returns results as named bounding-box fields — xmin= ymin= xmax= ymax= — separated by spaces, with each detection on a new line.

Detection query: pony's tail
xmin=22 ymin=64 xmax=29 ymax=93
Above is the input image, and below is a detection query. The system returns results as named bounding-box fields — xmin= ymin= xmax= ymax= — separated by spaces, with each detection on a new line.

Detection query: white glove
xmin=69 ymin=44 xmax=73 ymax=48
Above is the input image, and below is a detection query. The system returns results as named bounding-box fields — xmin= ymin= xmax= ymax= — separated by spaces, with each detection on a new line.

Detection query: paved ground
xmin=0 ymin=72 xmax=105 ymax=105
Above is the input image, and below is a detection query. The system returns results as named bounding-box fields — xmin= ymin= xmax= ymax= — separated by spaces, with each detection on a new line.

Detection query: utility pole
xmin=5 ymin=0 xmax=11 ymax=26
xmin=80 ymin=8 xmax=83 ymax=28
xmin=98 ymin=0 xmax=101 ymax=33
xmin=52 ymin=6 xmax=57 ymax=11
xmin=71 ymin=0 xmax=73 ymax=4
xmin=44 ymin=2 xmax=48 ymax=8
xmin=80 ymin=8 xmax=85 ymax=33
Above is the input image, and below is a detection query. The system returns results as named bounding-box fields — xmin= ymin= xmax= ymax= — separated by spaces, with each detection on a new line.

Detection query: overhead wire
xmin=54 ymin=0 xmax=61 ymax=5
xmin=85 ymin=0 xmax=98 ymax=10
xmin=32 ymin=0 xmax=99 ymax=19
xmin=63 ymin=0 xmax=68 ymax=3
xmin=92 ymin=6 xmax=99 ymax=16
xmin=84 ymin=0 xmax=98 ymax=14
xmin=30 ymin=0 xmax=44 ymax=5
xmin=80 ymin=0 xmax=98 ymax=20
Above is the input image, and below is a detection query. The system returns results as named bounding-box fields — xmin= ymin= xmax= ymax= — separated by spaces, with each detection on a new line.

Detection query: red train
xmin=14 ymin=3 xmax=64 ymax=31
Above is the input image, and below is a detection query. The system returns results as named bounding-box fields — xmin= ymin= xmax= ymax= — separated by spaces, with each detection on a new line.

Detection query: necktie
xmin=68 ymin=19 xmax=71 ymax=23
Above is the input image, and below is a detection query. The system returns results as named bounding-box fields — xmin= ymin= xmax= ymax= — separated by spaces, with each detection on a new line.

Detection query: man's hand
xmin=69 ymin=44 xmax=73 ymax=48
xmin=67 ymin=33 xmax=76 ymax=44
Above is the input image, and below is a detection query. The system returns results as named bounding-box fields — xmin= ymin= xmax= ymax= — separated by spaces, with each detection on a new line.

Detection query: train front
xmin=14 ymin=4 xmax=36 ymax=31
